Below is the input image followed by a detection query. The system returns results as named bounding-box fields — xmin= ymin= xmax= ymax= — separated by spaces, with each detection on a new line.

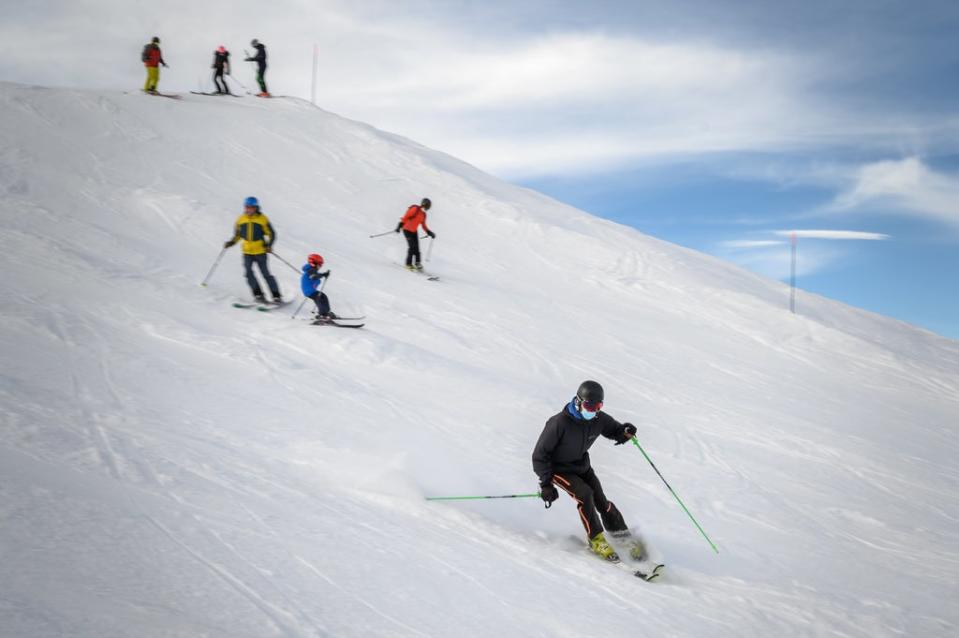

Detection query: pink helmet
xmin=217 ymin=45 xmax=226 ymax=53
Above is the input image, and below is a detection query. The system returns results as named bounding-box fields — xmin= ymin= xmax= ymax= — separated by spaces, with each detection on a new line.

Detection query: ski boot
xmin=405 ymin=264 xmax=416 ymax=272
xmin=589 ymin=533 xmax=620 ymax=562
xmin=253 ymin=293 xmax=267 ymax=304
xmin=414 ymin=262 xmax=424 ymax=271
xmin=611 ymin=531 xmax=647 ymax=561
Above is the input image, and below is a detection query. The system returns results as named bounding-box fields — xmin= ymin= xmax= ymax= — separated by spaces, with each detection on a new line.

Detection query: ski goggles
xmin=581 ymin=400 xmax=603 ymax=412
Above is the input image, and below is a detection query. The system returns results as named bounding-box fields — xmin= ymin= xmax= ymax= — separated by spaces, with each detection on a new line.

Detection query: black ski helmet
xmin=420 ymin=197 xmax=431 ymax=210
xmin=251 ymin=38 xmax=259 ymax=47
xmin=575 ymin=380 xmax=604 ymax=408
xmin=152 ymin=36 xmax=160 ymax=44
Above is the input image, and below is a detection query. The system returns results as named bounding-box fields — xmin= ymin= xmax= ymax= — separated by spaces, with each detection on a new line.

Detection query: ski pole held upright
xmin=631 ymin=437 xmax=719 ymax=554
xmin=200 ymin=247 xmax=228 ymax=286
xmin=426 ymin=237 xmax=435 ymax=262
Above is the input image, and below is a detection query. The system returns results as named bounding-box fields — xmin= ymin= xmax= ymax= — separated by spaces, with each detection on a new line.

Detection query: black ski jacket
xmin=246 ymin=44 xmax=267 ymax=69
xmin=532 ymin=404 xmax=630 ymax=486
xmin=212 ymin=51 xmax=230 ymax=71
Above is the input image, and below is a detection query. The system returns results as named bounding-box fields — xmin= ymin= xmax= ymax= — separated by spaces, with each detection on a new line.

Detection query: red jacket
xmin=143 ymin=44 xmax=164 ymax=68
xmin=400 ymin=205 xmax=431 ymax=233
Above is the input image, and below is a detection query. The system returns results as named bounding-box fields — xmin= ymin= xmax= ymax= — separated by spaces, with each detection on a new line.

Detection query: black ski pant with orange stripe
xmin=553 ymin=467 xmax=628 ymax=540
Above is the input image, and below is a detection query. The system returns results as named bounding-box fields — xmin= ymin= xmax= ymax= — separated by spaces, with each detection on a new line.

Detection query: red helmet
xmin=217 ymin=45 xmax=226 ymax=53
xmin=307 ymin=253 xmax=324 ymax=267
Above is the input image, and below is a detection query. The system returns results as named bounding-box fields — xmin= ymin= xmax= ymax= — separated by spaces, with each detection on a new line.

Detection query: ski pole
xmin=291 ymin=297 xmax=308 ymax=320
xmin=426 ymin=237 xmax=435 ymax=262
xmin=271 ymin=252 xmax=301 ymax=274
xmin=293 ymin=275 xmax=327 ymax=319
xmin=200 ymin=247 xmax=227 ymax=286
xmin=369 ymin=230 xmax=395 ymax=238
xmin=631 ymin=437 xmax=719 ymax=554
xmin=225 ymin=73 xmax=249 ymax=94
xmin=426 ymin=492 xmax=541 ymax=502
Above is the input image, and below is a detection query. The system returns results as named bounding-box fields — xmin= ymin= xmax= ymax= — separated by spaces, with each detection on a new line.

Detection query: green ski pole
xmin=631 ymin=437 xmax=719 ymax=554
xmin=426 ymin=492 xmax=540 ymax=502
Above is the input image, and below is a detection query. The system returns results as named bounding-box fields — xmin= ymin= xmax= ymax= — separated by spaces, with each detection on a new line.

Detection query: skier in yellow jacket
xmin=223 ymin=196 xmax=283 ymax=303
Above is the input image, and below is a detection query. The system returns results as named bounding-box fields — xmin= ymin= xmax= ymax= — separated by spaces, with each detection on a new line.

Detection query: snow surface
xmin=1 ymin=81 xmax=958 ymax=637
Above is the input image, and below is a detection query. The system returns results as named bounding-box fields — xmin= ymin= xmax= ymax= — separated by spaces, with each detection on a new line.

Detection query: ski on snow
xmin=311 ymin=319 xmax=365 ymax=329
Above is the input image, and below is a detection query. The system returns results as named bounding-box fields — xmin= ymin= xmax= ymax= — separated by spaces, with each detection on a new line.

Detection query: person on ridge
xmin=223 ymin=196 xmax=283 ymax=303
xmin=301 ymin=253 xmax=337 ymax=324
xmin=394 ymin=197 xmax=435 ymax=271
xmin=141 ymin=36 xmax=168 ymax=94
xmin=244 ymin=39 xmax=269 ymax=97
xmin=211 ymin=45 xmax=231 ymax=94
xmin=532 ymin=380 xmax=645 ymax=562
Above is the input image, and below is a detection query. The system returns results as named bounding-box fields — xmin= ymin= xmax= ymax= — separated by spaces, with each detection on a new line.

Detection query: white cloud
xmin=831 ymin=157 xmax=959 ymax=228
xmin=772 ymin=230 xmax=890 ymax=241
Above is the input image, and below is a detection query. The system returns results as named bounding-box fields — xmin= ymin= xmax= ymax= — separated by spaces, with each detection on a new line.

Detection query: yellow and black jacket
xmin=228 ymin=212 xmax=276 ymax=255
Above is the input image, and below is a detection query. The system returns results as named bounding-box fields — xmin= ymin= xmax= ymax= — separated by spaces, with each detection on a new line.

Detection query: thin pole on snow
xmin=311 ymin=43 xmax=318 ymax=105
xmin=293 ymin=274 xmax=327 ymax=319
xmin=369 ymin=230 xmax=395 ymax=238
xmin=630 ymin=437 xmax=719 ymax=554
xmin=790 ymin=232 xmax=798 ymax=314
xmin=426 ymin=237 xmax=435 ymax=262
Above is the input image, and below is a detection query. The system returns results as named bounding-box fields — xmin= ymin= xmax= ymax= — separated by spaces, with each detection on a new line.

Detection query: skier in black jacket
xmin=532 ymin=380 xmax=643 ymax=562
xmin=245 ymin=39 xmax=269 ymax=97
xmin=211 ymin=45 xmax=231 ymax=94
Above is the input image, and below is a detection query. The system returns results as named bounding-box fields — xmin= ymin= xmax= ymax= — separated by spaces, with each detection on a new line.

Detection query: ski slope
xmin=1 ymin=81 xmax=958 ymax=637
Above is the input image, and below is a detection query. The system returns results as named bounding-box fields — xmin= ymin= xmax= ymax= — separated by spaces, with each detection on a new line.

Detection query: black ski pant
xmin=553 ymin=467 xmax=628 ymax=540
xmin=243 ymin=253 xmax=280 ymax=298
xmin=310 ymin=291 xmax=330 ymax=315
xmin=256 ymin=63 xmax=268 ymax=93
xmin=403 ymin=229 xmax=421 ymax=266
xmin=213 ymin=68 xmax=228 ymax=93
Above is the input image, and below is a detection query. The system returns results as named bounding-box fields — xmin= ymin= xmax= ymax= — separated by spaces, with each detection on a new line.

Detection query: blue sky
xmin=1 ymin=0 xmax=957 ymax=337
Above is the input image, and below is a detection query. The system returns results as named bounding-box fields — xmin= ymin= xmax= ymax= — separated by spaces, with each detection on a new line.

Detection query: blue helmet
xmin=244 ymin=196 xmax=259 ymax=208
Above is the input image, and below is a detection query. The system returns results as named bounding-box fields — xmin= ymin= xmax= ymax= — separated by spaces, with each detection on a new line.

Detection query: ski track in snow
xmin=1 ymin=82 xmax=958 ymax=637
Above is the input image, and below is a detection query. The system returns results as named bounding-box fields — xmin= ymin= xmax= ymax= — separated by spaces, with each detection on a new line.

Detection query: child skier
xmin=394 ymin=197 xmax=435 ymax=271
xmin=301 ymin=253 xmax=336 ymax=324
xmin=532 ymin=380 xmax=645 ymax=562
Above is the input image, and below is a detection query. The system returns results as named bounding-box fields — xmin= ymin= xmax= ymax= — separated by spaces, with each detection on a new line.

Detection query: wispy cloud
xmin=772 ymin=230 xmax=890 ymax=240
xmin=830 ymin=157 xmax=959 ymax=228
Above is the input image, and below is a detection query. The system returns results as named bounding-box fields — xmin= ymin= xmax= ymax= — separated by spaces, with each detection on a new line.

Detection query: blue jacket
xmin=301 ymin=264 xmax=326 ymax=296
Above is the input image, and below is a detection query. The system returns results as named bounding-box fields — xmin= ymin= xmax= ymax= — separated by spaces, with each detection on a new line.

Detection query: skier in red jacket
xmin=141 ymin=36 xmax=168 ymax=94
xmin=394 ymin=198 xmax=435 ymax=271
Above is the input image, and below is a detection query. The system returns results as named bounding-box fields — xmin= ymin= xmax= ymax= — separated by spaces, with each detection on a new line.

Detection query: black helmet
xmin=152 ymin=36 xmax=160 ymax=44
xmin=420 ymin=197 xmax=431 ymax=210
xmin=575 ymin=380 xmax=604 ymax=412
xmin=251 ymin=38 xmax=259 ymax=47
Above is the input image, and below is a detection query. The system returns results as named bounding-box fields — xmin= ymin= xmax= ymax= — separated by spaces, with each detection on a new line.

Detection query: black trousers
xmin=403 ymin=229 xmax=420 ymax=266
xmin=243 ymin=253 xmax=280 ymax=298
xmin=256 ymin=63 xmax=268 ymax=93
xmin=553 ymin=467 xmax=628 ymax=540
xmin=213 ymin=68 xmax=228 ymax=93
xmin=310 ymin=292 xmax=330 ymax=315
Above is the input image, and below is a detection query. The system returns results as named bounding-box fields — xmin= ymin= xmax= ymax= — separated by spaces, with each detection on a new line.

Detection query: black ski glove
xmin=615 ymin=423 xmax=637 ymax=445
xmin=223 ymin=239 xmax=236 ymax=248
xmin=539 ymin=483 xmax=558 ymax=505
xmin=320 ymin=270 xmax=331 ymax=279
xmin=427 ymin=230 xmax=436 ymax=239
xmin=395 ymin=222 xmax=402 ymax=233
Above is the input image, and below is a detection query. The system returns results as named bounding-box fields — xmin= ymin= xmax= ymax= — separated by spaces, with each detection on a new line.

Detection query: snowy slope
xmin=1 ymin=81 xmax=958 ymax=638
